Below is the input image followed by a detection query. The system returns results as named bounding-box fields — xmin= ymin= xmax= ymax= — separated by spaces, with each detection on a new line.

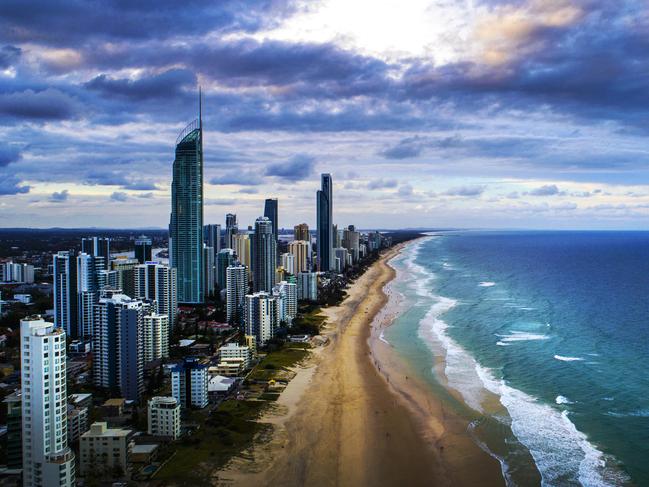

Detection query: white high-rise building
xmin=244 ymin=292 xmax=280 ymax=345
xmin=288 ymin=240 xmax=310 ymax=274
xmin=273 ymin=281 xmax=297 ymax=324
xmin=76 ymin=253 xmax=104 ymax=339
xmin=280 ymin=253 xmax=295 ymax=275
xmin=0 ymin=262 xmax=35 ymax=283
xmin=21 ymin=317 xmax=76 ymax=487
xmin=133 ymin=262 xmax=178 ymax=327
xmin=148 ymin=397 xmax=181 ymax=440
xmin=143 ymin=314 xmax=169 ymax=363
xmin=226 ymin=265 xmax=248 ymax=325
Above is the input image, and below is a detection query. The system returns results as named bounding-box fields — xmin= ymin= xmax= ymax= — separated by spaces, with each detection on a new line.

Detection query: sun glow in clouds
xmin=254 ymin=0 xmax=478 ymax=64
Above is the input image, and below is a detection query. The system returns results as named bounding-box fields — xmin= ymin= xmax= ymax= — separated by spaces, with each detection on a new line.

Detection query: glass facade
xmin=169 ymin=120 xmax=204 ymax=304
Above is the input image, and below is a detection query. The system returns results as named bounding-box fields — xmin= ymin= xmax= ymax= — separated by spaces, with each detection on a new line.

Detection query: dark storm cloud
xmin=265 ymin=154 xmax=315 ymax=181
xmin=0 ymin=175 xmax=29 ymax=195
xmin=49 ymin=189 xmax=69 ymax=202
xmin=85 ymin=69 xmax=197 ymax=101
xmin=0 ymin=89 xmax=80 ymax=121
xmin=0 ymin=0 xmax=297 ymax=45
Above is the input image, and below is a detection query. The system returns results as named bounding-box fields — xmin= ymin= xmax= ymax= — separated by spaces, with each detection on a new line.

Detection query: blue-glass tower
xmin=317 ymin=173 xmax=333 ymax=271
xmin=169 ymin=92 xmax=204 ymax=304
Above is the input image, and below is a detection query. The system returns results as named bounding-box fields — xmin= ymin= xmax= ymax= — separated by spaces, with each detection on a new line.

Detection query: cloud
xmin=110 ymin=191 xmax=128 ymax=202
xmin=121 ymin=181 xmax=159 ymax=191
xmin=398 ymin=184 xmax=413 ymax=197
xmin=238 ymin=187 xmax=259 ymax=194
xmin=529 ymin=184 xmax=560 ymax=196
xmin=85 ymin=171 xmax=128 ymax=186
xmin=0 ymin=144 xmax=21 ymax=166
xmin=380 ymin=136 xmax=428 ymax=159
xmin=265 ymin=154 xmax=315 ymax=181
xmin=444 ymin=185 xmax=486 ymax=197
xmin=85 ymin=69 xmax=197 ymax=101
xmin=49 ymin=189 xmax=69 ymax=202
xmin=205 ymin=198 xmax=237 ymax=206
xmin=0 ymin=175 xmax=30 ymax=195
xmin=0 ymin=88 xmax=80 ymax=122
xmin=0 ymin=45 xmax=21 ymax=69
xmin=367 ymin=178 xmax=398 ymax=190
xmin=209 ymin=171 xmax=263 ymax=186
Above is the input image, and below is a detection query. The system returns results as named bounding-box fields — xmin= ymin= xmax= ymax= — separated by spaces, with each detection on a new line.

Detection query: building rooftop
xmin=103 ymin=398 xmax=126 ymax=407
xmin=83 ymin=422 xmax=131 ymax=438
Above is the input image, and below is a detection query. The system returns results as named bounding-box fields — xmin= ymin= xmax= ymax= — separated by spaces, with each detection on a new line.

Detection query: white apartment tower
xmin=21 ymin=317 xmax=76 ymax=487
xmin=226 ymin=265 xmax=248 ymax=325
xmin=143 ymin=314 xmax=169 ymax=363
xmin=147 ymin=396 xmax=181 ymax=440
xmin=133 ymin=262 xmax=178 ymax=327
xmin=244 ymin=292 xmax=280 ymax=345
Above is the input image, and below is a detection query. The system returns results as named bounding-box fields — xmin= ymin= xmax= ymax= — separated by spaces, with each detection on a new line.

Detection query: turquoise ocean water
xmin=385 ymin=231 xmax=649 ymax=486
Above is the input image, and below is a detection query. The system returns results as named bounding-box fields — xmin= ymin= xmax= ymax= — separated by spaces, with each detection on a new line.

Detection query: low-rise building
xmin=67 ymin=405 xmax=89 ymax=443
xmin=147 ymin=397 xmax=181 ymax=440
xmin=79 ymin=422 xmax=133 ymax=477
xmin=218 ymin=343 xmax=252 ymax=369
xmin=210 ymin=358 xmax=245 ymax=377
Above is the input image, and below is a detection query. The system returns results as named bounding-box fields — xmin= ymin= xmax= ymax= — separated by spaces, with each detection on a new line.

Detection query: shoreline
xmin=216 ymin=242 xmax=503 ymax=486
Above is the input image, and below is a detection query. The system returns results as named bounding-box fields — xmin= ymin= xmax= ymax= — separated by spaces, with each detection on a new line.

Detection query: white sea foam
xmin=556 ymin=395 xmax=574 ymax=405
xmin=479 ymin=281 xmax=497 ymax=287
xmin=554 ymin=355 xmax=585 ymax=362
xmin=378 ymin=330 xmax=389 ymax=345
xmin=402 ymin=239 xmax=627 ymax=487
xmin=607 ymin=409 xmax=649 ymax=418
xmin=495 ymin=331 xmax=550 ymax=343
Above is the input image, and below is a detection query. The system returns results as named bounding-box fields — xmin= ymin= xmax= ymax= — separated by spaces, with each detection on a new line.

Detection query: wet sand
xmin=217 ymin=243 xmax=504 ymax=486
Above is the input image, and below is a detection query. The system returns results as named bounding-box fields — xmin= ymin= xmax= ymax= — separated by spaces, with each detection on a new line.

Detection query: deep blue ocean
xmin=387 ymin=231 xmax=649 ymax=486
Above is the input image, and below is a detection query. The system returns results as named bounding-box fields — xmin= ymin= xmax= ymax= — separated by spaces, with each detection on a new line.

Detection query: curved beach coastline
xmin=217 ymin=242 xmax=504 ymax=486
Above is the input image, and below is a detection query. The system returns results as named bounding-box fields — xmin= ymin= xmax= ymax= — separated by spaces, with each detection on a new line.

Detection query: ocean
xmin=386 ymin=231 xmax=649 ymax=486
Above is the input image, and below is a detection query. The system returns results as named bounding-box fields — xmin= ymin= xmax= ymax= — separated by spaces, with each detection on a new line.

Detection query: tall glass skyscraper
xmin=317 ymin=173 xmax=333 ymax=271
xmin=251 ymin=217 xmax=277 ymax=292
xmin=263 ymin=198 xmax=278 ymax=239
xmin=169 ymin=96 xmax=204 ymax=304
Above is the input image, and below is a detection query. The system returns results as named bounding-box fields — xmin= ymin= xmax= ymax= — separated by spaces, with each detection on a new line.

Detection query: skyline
xmin=1 ymin=1 xmax=649 ymax=229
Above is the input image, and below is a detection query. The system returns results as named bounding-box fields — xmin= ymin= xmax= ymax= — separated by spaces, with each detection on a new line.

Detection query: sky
xmin=1 ymin=0 xmax=648 ymax=230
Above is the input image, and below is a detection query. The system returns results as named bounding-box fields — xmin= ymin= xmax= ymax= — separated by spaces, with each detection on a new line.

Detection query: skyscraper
xmin=233 ymin=233 xmax=251 ymax=268
xmin=226 ymin=265 xmax=248 ymax=325
xmin=225 ymin=213 xmax=238 ymax=249
xmin=204 ymin=224 xmax=221 ymax=255
xmin=203 ymin=244 xmax=215 ymax=297
xmin=294 ymin=223 xmax=310 ymax=242
xmin=244 ymin=292 xmax=280 ymax=345
xmin=251 ymin=217 xmax=277 ymax=292
xmin=21 ymin=317 xmax=76 ymax=487
xmin=317 ymin=173 xmax=334 ymax=272
xmin=53 ymin=251 xmax=78 ymax=338
xmin=288 ymin=240 xmax=310 ymax=275
xmin=263 ymin=198 xmax=279 ymax=240
xmin=93 ymin=290 xmax=147 ymax=401
xmin=169 ymin=95 xmax=204 ymax=304
xmin=81 ymin=237 xmax=110 ymax=270
xmin=77 ymin=252 xmax=104 ymax=339
xmin=134 ymin=235 xmax=152 ymax=264
xmin=216 ymin=248 xmax=236 ymax=290
xmin=133 ymin=262 xmax=178 ymax=328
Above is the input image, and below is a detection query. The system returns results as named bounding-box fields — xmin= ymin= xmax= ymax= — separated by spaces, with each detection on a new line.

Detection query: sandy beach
xmin=217 ymin=243 xmax=504 ymax=486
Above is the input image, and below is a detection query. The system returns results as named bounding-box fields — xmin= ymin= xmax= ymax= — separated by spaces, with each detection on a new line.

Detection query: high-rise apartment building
xmin=0 ymin=262 xmax=35 ymax=283
xmin=263 ymin=198 xmax=279 ymax=240
xmin=280 ymin=253 xmax=295 ymax=275
xmin=204 ymin=224 xmax=221 ymax=255
xmin=93 ymin=291 xmax=146 ymax=401
xmin=293 ymin=223 xmax=310 ymax=242
xmin=76 ymin=252 xmax=105 ymax=339
xmin=298 ymin=272 xmax=319 ymax=302
xmin=233 ymin=233 xmax=251 ymax=268
xmin=134 ymin=235 xmax=152 ymax=264
xmin=225 ymin=213 xmax=238 ymax=249
xmin=251 ymin=217 xmax=277 ymax=293
xmin=203 ymin=244 xmax=215 ymax=297
xmin=288 ymin=240 xmax=310 ymax=275
xmin=342 ymin=226 xmax=361 ymax=263
xmin=111 ymin=258 xmax=139 ymax=298
xmin=317 ymin=173 xmax=334 ymax=272
xmin=244 ymin=292 xmax=280 ymax=345
xmin=169 ymin=107 xmax=204 ymax=304
xmin=21 ymin=317 xmax=76 ymax=487
xmin=216 ymin=248 xmax=236 ymax=290
xmin=273 ymin=280 xmax=297 ymax=324
xmin=81 ymin=237 xmax=110 ymax=270
xmin=226 ymin=265 xmax=248 ymax=325
xmin=143 ymin=314 xmax=169 ymax=363
xmin=133 ymin=262 xmax=177 ymax=327
xmin=53 ymin=251 xmax=78 ymax=338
